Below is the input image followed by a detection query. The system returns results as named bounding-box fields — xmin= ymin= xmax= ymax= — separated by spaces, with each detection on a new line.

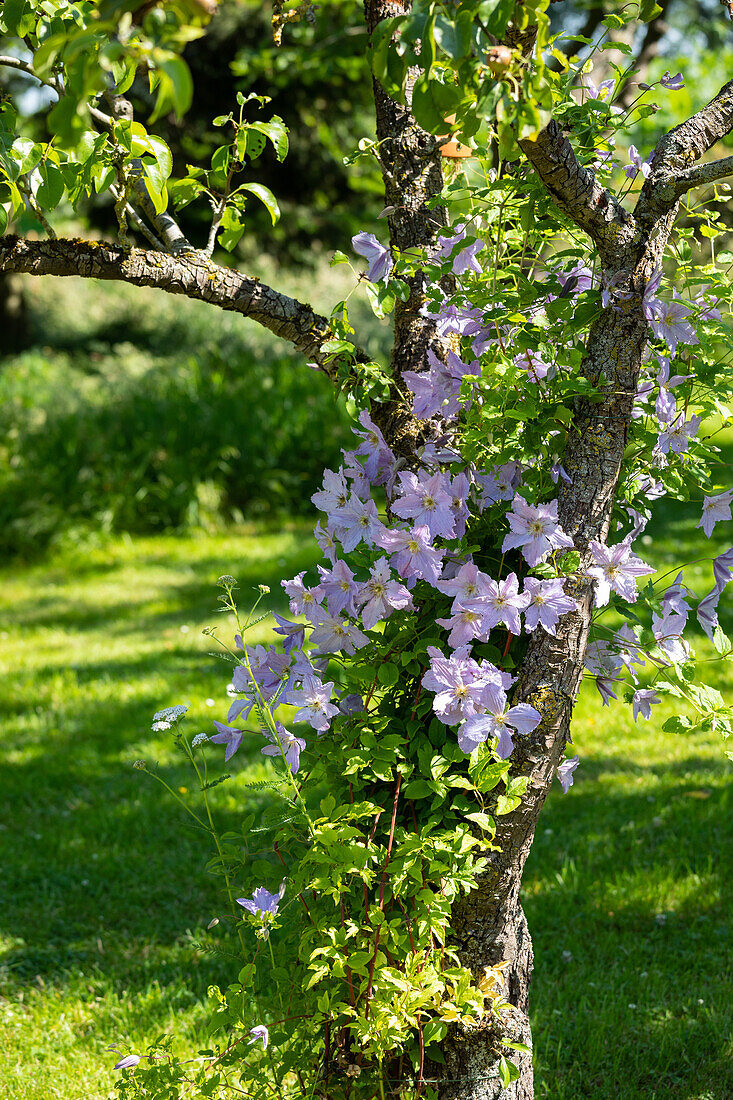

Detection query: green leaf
xmin=36 ymin=162 xmax=65 ymax=210
xmin=433 ymin=12 xmax=472 ymax=60
xmin=498 ymin=1056 xmax=520 ymax=1087
xmin=403 ymin=780 xmax=433 ymax=799
xmin=377 ymin=662 xmax=399 ymax=688
xmin=250 ymin=117 xmax=289 ymax=162
xmin=158 ymin=57 xmax=194 ymax=119
xmin=0 ymin=204 xmax=8 ymax=236
xmin=237 ymin=182 xmax=280 ymax=225
xmin=638 ymin=0 xmax=663 ymax=21
xmin=217 ymin=205 xmax=245 ymax=251
xmin=477 ymin=0 xmax=514 ymax=37
xmin=11 ymin=139 xmax=42 ymax=176
xmin=1 ymin=0 xmax=27 ymax=36
xmin=661 ymin=715 xmax=693 ymax=734
xmin=713 ymin=625 xmax=732 ymax=656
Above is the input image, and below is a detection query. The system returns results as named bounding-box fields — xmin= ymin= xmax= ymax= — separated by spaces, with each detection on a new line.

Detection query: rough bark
xmin=0 ymin=235 xmax=367 ymax=377
xmin=363 ymin=0 xmax=450 ymax=460
xmin=438 ymin=74 xmax=733 ymax=1100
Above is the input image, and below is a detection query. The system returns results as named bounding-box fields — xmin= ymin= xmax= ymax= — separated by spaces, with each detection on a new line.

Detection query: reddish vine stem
xmin=364 ymin=773 xmax=403 ymax=1017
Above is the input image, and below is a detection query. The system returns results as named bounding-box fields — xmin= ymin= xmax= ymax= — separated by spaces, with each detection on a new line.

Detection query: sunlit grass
xmin=0 ymin=507 xmax=730 ymax=1099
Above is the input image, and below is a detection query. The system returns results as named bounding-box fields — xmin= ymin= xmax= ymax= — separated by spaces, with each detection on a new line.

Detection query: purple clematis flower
xmin=312 ymin=468 xmax=350 ymax=514
xmin=317 ymin=559 xmax=360 ymax=617
xmin=632 ymin=689 xmax=661 ymax=722
xmin=290 ymin=675 xmax=340 ymax=732
xmin=422 ymin=645 xmax=501 ymax=726
xmin=403 ymin=349 xmax=480 ymax=422
xmin=114 ymin=1055 xmax=141 ymax=1071
xmin=656 ymin=412 xmax=701 ymax=457
xmin=697 ymin=490 xmax=733 ymax=537
xmin=261 ymin=721 xmax=305 ymax=774
xmin=556 ymin=262 xmax=596 ymax=297
xmin=210 ymin=721 xmax=244 ymax=762
xmin=357 ymin=556 xmax=413 ymax=630
xmin=436 ymin=561 xmax=493 ymax=606
xmin=248 ymin=1025 xmax=269 ymax=1049
xmin=352 ymin=231 xmax=393 ymax=283
xmin=271 ymin=612 xmax=305 ymax=654
xmin=436 ymin=602 xmax=488 ymax=648
xmin=502 ymin=495 xmax=574 ymax=567
xmin=457 ymin=700 xmax=541 ymax=758
xmin=582 ymin=77 xmax=615 ymax=102
xmin=514 ymin=348 xmax=552 ymax=383
xmin=314 ymin=521 xmax=339 ymax=564
xmin=309 ymin=608 xmax=368 ymax=656
xmin=475 ymin=462 xmax=523 ymax=510
xmin=237 ymin=883 xmax=285 ymax=918
xmin=463 ymin=572 xmax=531 ymax=636
xmin=281 ymin=572 xmax=322 ymax=622
xmin=556 ymin=755 xmax=579 ymax=793
xmin=376 ymin=524 xmax=444 ymax=585
xmin=434 ymin=223 xmax=485 ymax=275
xmin=523 ymin=578 xmax=577 ymax=635
xmin=660 ymin=71 xmax=684 ymax=90
xmin=646 ymin=288 xmax=699 ymax=356
xmin=587 ymin=540 xmax=655 ymax=606
xmin=332 ymin=494 xmax=384 ymax=553
xmin=392 ymin=469 xmax=456 ymax=540
xmin=623 ymin=145 xmax=652 ymax=180
xmin=353 ymin=410 xmax=395 ymax=486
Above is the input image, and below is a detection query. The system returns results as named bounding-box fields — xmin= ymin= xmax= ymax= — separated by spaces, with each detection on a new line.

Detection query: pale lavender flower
xmin=392 ymin=470 xmax=456 ymax=539
xmin=632 ymin=689 xmax=661 ymax=722
xmin=248 ymin=1025 xmax=269 ymax=1049
xmin=660 ymin=71 xmax=684 ymax=90
xmin=656 ymin=412 xmax=701 ymax=456
xmin=652 ymin=609 xmax=689 ymax=663
xmin=550 ymin=462 xmax=572 ymax=485
xmin=314 ymin=520 xmax=339 ymax=564
xmin=436 ymin=561 xmax=493 ymax=606
xmin=587 ymin=540 xmax=655 ymax=606
xmin=312 ymin=468 xmax=350 ymax=514
xmin=318 ymin=560 xmax=360 ymax=617
xmin=309 ymin=609 xmax=368 ymax=656
xmin=698 ymin=490 xmax=733 ymax=538
xmin=352 ymin=231 xmax=393 ymax=282
xmin=114 ymin=1055 xmax=141 ymax=1071
xmin=556 ymin=755 xmax=579 ymax=792
xmin=696 ymin=590 xmax=720 ymax=640
xmin=332 ymin=494 xmax=383 ymax=553
xmin=514 ymin=348 xmax=552 ymax=383
xmin=458 ymin=701 xmax=541 ymax=758
xmin=210 ymin=721 xmax=244 ymax=762
xmin=556 ymin=262 xmax=596 ymax=297
xmin=585 ymin=639 xmax=623 ymax=705
xmin=376 ymin=524 xmax=444 ymax=585
xmin=443 ymin=471 xmax=469 ymax=538
xmin=623 ymin=145 xmax=652 ymax=180
xmin=281 ymin=572 xmax=322 ymax=622
xmin=648 ymin=291 xmax=699 ymax=356
xmin=523 ymin=578 xmax=577 ymax=635
xmin=436 ymin=603 xmax=488 ymax=648
xmin=403 ymin=349 xmax=479 ymax=422
xmin=290 ymin=675 xmax=339 ymax=732
xmin=464 ymin=572 xmax=530 ymax=636
xmin=272 ymin=612 xmax=305 ymax=654
xmin=261 ymin=722 xmax=305 ymax=774
xmin=582 ymin=77 xmax=615 ymax=102
xmin=614 ymin=624 xmax=646 ymax=682
xmin=422 ymin=645 xmax=500 ymax=725
xmin=435 ymin=223 xmax=484 ymax=275
xmin=662 ymin=572 xmax=691 ymax=618
xmin=353 ymin=410 xmax=395 ymax=485
xmin=475 ymin=462 xmax=523 ymax=509
xmin=502 ymin=495 xmax=574 ymax=567
xmin=237 ymin=883 xmax=285 ymax=917
xmin=357 ymin=556 xmax=413 ymax=630
xmin=339 ymin=693 xmax=365 ymax=715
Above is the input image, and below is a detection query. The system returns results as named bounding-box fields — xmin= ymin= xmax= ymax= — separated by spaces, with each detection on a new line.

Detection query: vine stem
xmin=186 ymin=742 xmax=249 ymax=960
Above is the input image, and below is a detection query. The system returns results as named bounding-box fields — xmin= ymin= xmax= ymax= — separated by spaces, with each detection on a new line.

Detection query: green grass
xmin=0 ymin=515 xmax=730 ymax=1100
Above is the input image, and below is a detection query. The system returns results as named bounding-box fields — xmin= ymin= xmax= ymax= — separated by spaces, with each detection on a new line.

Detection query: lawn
xmin=0 ymin=514 xmax=730 ymax=1100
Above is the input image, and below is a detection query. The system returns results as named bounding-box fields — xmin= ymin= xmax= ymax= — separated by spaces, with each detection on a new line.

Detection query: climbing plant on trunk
xmin=1 ymin=2 xmax=733 ymax=1099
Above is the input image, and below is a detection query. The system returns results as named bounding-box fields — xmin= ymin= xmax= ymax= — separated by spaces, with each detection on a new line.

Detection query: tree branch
xmin=652 ymin=77 xmax=733 ymax=172
xmin=518 ymin=120 xmax=634 ymax=259
xmin=0 ymin=235 xmax=366 ymax=377
xmin=673 ymin=153 xmax=733 ymax=195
